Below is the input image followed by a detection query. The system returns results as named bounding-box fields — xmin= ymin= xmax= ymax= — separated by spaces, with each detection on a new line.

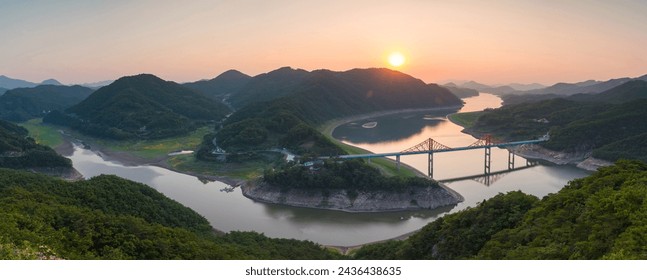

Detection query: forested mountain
xmin=467 ymin=81 xmax=647 ymax=162
xmin=0 ymin=87 xmax=6 ymax=96
xmin=570 ymin=80 xmax=647 ymax=104
xmin=44 ymin=74 xmax=231 ymax=139
xmin=0 ymin=119 xmax=71 ymax=169
xmin=0 ymin=85 xmax=93 ymax=122
xmin=353 ymin=160 xmax=647 ymax=259
xmin=208 ymin=68 xmax=461 ymax=154
xmin=0 ymin=169 xmax=341 ymax=259
xmin=228 ymin=67 xmax=310 ymax=108
xmin=183 ymin=70 xmax=251 ymax=100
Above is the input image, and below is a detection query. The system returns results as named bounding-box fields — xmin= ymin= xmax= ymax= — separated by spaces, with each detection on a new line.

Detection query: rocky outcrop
xmin=242 ymin=182 xmax=464 ymax=212
xmin=510 ymin=144 xmax=612 ymax=171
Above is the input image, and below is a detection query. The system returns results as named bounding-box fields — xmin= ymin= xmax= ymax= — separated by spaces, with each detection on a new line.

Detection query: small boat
xmin=362 ymin=121 xmax=377 ymax=128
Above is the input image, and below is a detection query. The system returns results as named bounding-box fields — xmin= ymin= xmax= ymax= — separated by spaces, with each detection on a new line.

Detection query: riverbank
xmin=241 ymin=180 xmax=464 ymax=213
xmin=319 ymin=105 xmax=462 ymax=178
xmin=447 ymin=112 xmax=613 ymax=171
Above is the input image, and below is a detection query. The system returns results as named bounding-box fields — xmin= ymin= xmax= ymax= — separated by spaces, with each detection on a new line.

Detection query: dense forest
xmin=0 ymin=169 xmax=341 ymax=259
xmin=44 ymin=74 xmax=231 ymax=140
xmin=467 ymin=81 xmax=647 ymax=162
xmin=0 ymin=85 xmax=93 ymax=122
xmin=353 ymin=160 xmax=647 ymax=259
xmin=263 ymin=159 xmax=439 ymax=196
xmin=0 ymin=119 xmax=71 ymax=169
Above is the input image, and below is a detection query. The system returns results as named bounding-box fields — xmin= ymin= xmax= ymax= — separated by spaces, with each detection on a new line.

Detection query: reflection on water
xmin=68 ymin=93 xmax=590 ymax=246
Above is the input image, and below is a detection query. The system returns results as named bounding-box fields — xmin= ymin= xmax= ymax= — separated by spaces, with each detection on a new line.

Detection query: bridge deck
xmin=322 ymin=139 xmax=547 ymax=159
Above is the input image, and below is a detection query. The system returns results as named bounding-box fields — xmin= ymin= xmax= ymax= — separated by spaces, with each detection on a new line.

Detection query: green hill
xmin=209 ymin=68 xmax=461 ymax=155
xmin=466 ymin=81 xmax=647 ymax=162
xmin=0 ymin=85 xmax=93 ymax=122
xmin=353 ymin=160 xmax=647 ymax=259
xmin=0 ymin=119 xmax=71 ymax=169
xmin=0 ymin=169 xmax=340 ymax=259
xmin=44 ymin=74 xmax=231 ymax=140
xmin=228 ymin=67 xmax=310 ymax=109
xmin=183 ymin=69 xmax=251 ymax=101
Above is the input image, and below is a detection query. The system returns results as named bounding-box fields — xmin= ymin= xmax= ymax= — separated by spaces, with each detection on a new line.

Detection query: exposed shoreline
xmin=241 ymin=180 xmax=464 ymax=213
xmin=448 ymin=114 xmax=613 ymax=172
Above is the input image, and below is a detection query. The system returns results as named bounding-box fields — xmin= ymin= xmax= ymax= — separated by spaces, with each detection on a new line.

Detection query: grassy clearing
xmin=19 ymin=119 xmax=64 ymax=148
xmin=168 ymin=153 xmax=280 ymax=180
xmin=79 ymin=126 xmax=213 ymax=159
xmin=319 ymin=119 xmax=419 ymax=178
xmin=447 ymin=111 xmax=485 ymax=129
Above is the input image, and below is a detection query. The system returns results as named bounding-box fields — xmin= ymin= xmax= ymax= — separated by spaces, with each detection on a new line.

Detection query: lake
xmin=68 ymin=93 xmax=589 ymax=246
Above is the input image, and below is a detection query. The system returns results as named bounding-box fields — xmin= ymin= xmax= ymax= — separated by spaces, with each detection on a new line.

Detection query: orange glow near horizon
xmin=1 ymin=1 xmax=646 ymax=85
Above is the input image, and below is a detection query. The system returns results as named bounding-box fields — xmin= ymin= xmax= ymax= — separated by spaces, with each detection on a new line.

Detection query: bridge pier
xmin=396 ymin=155 xmax=401 ymax=171
xmin=484 ymin=147 xmax=491 ymax=174
xmin=508 ymin=150 xmax=515 ymax=170
xmin=428 ymin=152 xmax=434 ymax=178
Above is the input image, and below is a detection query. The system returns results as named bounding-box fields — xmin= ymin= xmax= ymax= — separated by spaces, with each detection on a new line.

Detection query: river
xmin=67 ymin=93 xmax=590 ymax=246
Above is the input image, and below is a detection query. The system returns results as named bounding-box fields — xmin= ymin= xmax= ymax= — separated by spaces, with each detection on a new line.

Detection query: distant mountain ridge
xmin=460 ymin=74 xmax=647 ymax=96
xmin=44 ymin=74 xmax=231 ymax=139
xmin=0 ymin=75 xmax=39 ymax=89
xmin=0 ymin=85 xmax=94 ymax=122
xmin=183 ymin=70 xmax=251 ymax=101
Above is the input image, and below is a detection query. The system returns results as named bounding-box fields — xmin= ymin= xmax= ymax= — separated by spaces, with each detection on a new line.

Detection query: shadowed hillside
xmin=0 ymin=85 xmax=93 ymax=122
xmin=44 ymin=74 xmax=231 ymax=140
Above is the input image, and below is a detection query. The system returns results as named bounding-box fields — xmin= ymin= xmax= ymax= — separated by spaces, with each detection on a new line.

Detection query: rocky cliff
xmin=242 ymin=181 xmax=464 ymax=212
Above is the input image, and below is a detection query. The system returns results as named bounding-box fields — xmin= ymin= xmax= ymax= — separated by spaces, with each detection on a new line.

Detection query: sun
xmin=388 ymin=52 xmax=406 ymax=67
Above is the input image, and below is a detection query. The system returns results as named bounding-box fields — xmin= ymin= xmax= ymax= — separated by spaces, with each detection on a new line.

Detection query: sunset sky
xmin=1 ymin=0 xmax=646 ymax=85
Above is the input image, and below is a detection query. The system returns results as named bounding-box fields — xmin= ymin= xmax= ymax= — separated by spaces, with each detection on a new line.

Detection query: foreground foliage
xmin=0 ymin=169 xmax=340 ymax=260
xmin=353 ymin=160 xmax=647 ymax=259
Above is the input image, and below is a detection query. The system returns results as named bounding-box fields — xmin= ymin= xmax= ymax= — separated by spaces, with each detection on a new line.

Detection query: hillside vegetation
xmin=0 ymin=169 xmax=341 ymax=259
xmin=0 ymin=119 xmax=71 ymax=169
xmin=183 ymin=69 xmax=251 ymax=101
xmin=0 ymin=85 xmax=93 ymax=122
xmin=466 ymin=81 xmax=647 ymax=162
xmin=353 ymin=160 xmax=647 ymax=259
xmin=44 ymin=74 xmax=231 ymax=140
xmin=209 ymin=68 xmax=461 ymax=155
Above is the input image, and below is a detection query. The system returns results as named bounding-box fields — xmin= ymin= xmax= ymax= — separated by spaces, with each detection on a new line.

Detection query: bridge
xmin=322 ymin=134 xmax=548 ymax=179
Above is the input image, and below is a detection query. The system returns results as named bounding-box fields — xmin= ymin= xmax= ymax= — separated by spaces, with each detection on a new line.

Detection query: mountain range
xmin=0 ymin=85 xmax=94 ymax=122
xmin=44 ymin=74 xmax=231 ymax=139
xmin=460 ymin=74 xmax=647 ymax=96
xmin=211 ymin=67 xmax=462 ymax=154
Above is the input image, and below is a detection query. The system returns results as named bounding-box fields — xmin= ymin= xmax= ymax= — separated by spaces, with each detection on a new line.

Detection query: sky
xmin=1 ymin=0 xmax=646 ymax=85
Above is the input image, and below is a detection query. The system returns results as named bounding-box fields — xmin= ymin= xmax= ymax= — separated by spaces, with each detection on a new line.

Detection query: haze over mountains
xmin=0 ymin=74 xmax=113 ymax=91
xmin=458 ymin=74 xmax=647 ymax=96
xmin=0 ymin=85 xmax=94 ymax=122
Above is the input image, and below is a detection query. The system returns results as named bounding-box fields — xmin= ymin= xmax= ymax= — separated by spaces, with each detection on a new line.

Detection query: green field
xmin=90 ymin=126 xmax=214 ymax=159
xmin=168 ymin=153 xmax=281 ymax=180
xmin=447 ymin=111 xmax=485 ymax=129
xmin=19 ymin=119 xmax=64 ymax=148
xmin=20 ymin=119 xmax=212 ymax=159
